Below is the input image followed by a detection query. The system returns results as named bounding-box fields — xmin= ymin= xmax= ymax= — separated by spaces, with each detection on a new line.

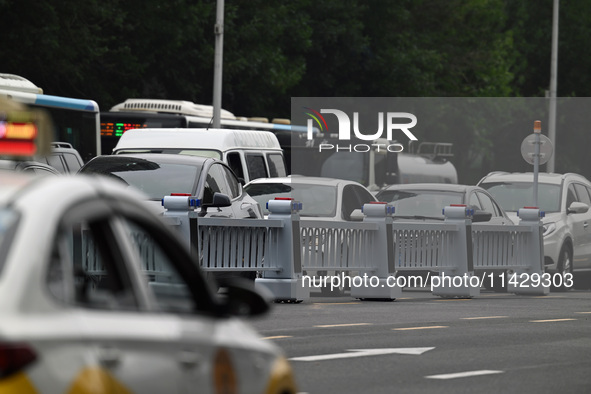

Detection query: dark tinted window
xmin=245 ymin=154 xmax=268 ymax=181
xmin=267 ymin=153 xmax=287 ymax=177
xmin=81 ymin=157 xmax=202 ymax=200
xmin=226 ymin=152 xmax=244 ymax=182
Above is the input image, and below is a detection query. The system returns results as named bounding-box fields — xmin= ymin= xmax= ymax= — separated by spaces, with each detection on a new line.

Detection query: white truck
xmin=290 ymin=136 xmax=458 ymax=191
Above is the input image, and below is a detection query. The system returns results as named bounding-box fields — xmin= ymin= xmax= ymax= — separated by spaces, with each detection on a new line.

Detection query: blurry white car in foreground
xmin=0 ymin=172 xmax=296 ymax=393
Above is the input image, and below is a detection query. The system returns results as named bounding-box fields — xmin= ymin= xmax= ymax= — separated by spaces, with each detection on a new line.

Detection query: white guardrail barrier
xmin=156 ymin=196 xmax=549 ymax=302
xmin=82 ymin=196 xmax=548 ymax=302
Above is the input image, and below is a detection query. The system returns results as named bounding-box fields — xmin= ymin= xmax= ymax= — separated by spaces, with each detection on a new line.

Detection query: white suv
xmin=478 ymin=172 xmax=591 ymax=290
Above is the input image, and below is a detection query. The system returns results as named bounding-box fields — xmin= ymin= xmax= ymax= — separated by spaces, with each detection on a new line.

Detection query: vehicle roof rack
xmin=410 ymin=142 xmax=454 ymax=160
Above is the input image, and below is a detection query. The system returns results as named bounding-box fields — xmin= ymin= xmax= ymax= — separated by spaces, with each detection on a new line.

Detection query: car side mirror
xmin=215 ymin=278 xmax=271 ymax=317
xmin=199 ymin=192 xmax=232 ymax=217
xmin=568 ymin=201 xmax=589 ymax=214
xmin=472 ymin=210 xmax=493 ymax=223
xmin=349 ymin=209 xmax=365 ymax=221
xmin=211 ymin=192 xmax=231 ymax=207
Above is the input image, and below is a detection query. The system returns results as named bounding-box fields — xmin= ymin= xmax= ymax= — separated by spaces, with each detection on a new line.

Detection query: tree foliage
xmin=1 ymin=0 xmax=590 ymax=182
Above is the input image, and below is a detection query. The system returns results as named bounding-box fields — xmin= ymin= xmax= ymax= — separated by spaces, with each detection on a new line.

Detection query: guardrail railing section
xmin=472 ymin=224 xmax=528 ymax=271
xmin=392 ymin=224 xmax=459 ymax=272
xmin=300 ymin=220 xmax=378 ymax=274
xmin=198 ymin=218 xmax=274 ymax=272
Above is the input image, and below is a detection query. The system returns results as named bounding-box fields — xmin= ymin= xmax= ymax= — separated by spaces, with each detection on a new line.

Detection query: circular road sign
xmin=521 ymin=133 xmax=553 ymax=165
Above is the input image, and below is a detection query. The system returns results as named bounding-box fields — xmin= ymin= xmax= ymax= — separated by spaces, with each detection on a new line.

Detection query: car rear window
xmin=377 ymin=190 xmax=463 ymax=218
xmin=81 ymin=158 xmax=203 ymax=200
xmin=0 ymin=210 xmax=20 ymax=274
xmin=244 ymin=182 xmax=337 ymax=217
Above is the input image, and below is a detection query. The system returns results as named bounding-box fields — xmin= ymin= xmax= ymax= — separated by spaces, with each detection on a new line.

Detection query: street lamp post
xmin=212 ymin=0 xmax=225 ymax=129
xmin=547 ymin=0 xmax=559 ymax=173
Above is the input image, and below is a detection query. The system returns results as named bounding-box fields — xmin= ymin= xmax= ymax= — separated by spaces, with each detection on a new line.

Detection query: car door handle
xmin=178 ymin=350 xmax=201 ymax=369
xmin=584 ymin=222 xmax=589 ymax=228
xmin=98 ymin=346 xmax=121 ymax=367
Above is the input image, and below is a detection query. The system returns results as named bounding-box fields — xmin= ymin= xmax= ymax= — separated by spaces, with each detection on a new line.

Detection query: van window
xmin=245 ymin=154 xmax=268 ymax=181
xmin=267 ymin=153 xmax=287 ymax=177
xmin=226 ymin=152 xmax=245 ymax=182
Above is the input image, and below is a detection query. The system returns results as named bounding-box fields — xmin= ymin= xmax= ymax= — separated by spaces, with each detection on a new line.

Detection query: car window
xmin=47 ymin=202 xmax=139 ymax=310
xmin=46 ymin=155 xmax=65 ymax=172
xmin=341 ymin=185 xmax=376 ymax=220
xmin=378 ymin=190 xmax=463 ymax=218
xmin=220 ymin=165 xmax=241 ymax=199
xmin=469 ymin=193 xmax=483 ymax=210
xmin=245 ymin=154 xmax=268 ymax=181
xmin=267 ymin=153 xmax=287 ymax=177
xmin=0 ymin=210 xmax=19 ymax=275
xmin=226 ymin=152 xmax=245 ymax=182
xmin=574 ymin=183 xmax=591 ymax=205
xmin=203 ymin=163 xmax=239 ymax=202
xmin=63 ymin=153 xmax=83 ymax=172
xmin=476 ymin=191 xmax=499 ymax=216
xmin=81 ymin=157 xmax=203 ymax=200
xmin=244 ymin=182 xmax=337 ymax=217
xmin=566 ymin=184 xmax=577 ymax=208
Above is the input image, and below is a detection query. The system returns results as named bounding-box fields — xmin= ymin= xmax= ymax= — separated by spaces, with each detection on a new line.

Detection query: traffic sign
xmin=521 ymin=133 xmax=553 ymax=165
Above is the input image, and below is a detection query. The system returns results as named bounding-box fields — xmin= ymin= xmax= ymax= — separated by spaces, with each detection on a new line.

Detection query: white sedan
xmin=0 ymin=172 xmax=296 ymax=393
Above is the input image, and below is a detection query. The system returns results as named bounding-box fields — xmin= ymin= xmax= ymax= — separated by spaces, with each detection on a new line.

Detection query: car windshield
xmin=377 ymin=190 xmax=464 ymax=218
xmin=81 ymin=157 xmax=203 ymax=200
xmin=0 ymin=210 xmax=19 ymax=274
xmin=244 ymin=182 xmax=338 ymax=217
xmin=480 ymin=182 xmax=561 ymax=213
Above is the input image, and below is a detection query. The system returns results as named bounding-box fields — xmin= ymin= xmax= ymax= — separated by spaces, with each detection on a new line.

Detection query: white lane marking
xmin=426 ymin=370 xmax=504 ymax=380
xmin=461 ymin=316 xmax=508 ymax=320
xmin=530 ymin=318 xmax=577 ymax=323
xmin=262 ymin=335 xmax=293 ymax=340
xmin=314 ymin=323 xmax=372 ymax=328
xmin=393 ymin=325 xmax=448 ymax=331
xmin=289 ymin=347 xmax=435 ymax=362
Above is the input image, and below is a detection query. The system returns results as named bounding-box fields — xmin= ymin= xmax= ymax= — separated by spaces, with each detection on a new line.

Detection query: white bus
xmin=100 ymin=98 xmax=307 ymax=171
xmin=0 ymin=74 xmax=100 ymax=162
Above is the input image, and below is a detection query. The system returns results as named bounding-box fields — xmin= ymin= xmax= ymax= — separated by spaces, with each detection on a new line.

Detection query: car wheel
xmin=554 ymin=245 xmax=573 ymax=292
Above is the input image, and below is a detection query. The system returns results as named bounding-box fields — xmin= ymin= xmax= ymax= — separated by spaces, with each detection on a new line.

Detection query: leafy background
xmin=1 ymin=0 xmax=589 ymax=183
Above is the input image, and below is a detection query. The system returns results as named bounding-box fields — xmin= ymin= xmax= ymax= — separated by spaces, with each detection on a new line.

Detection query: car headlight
xmin=543 ymin=222 xmax=557 ymax=237
xmin=265 ymin=356 xmax=297 ymax=394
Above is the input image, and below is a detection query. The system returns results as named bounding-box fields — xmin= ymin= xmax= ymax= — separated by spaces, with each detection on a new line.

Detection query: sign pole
xmin=533 ymin=121 xmax=541 ymax=207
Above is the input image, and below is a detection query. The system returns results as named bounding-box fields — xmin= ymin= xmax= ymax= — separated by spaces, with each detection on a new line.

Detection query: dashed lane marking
xmin=314 ymin=323 xmax=372 ymax=328
xmin=393 ymin=325 xmax=448 ymax=331
xmin=529 ymin=318 xmax=577 ymax=323
xmin=426 ymin=370 xmax=504 ymax=380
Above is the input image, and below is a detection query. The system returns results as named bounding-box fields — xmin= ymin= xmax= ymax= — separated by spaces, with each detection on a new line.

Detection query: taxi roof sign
xmin=0 ymin=97 xmax=52 ymax=157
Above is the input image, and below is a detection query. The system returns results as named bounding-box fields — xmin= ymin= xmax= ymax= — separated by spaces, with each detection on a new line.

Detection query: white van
xmin=112 ymin=128 xmax=287 ymax=184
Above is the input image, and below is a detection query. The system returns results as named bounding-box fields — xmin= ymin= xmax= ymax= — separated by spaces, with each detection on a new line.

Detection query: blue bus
xmin=0 ymin=74 xmax=100 ymax=162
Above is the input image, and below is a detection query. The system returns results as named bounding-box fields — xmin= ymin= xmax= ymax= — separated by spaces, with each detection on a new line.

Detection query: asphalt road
xmin=251 ymin=288 xmax=591 ymax=394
